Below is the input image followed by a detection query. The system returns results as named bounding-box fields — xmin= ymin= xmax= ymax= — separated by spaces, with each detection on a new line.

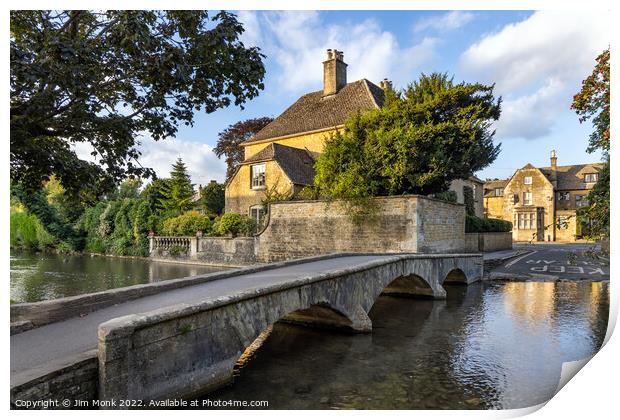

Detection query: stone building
xmin=225 ymin=48 xmax=493 ymax=222
xmin=448 ymin=177 xmax=484 ymax=217
xmin=225 ymin=49 xmax=385 ymax=217
xmin=483 ymin=151 xmax=603 ymax=242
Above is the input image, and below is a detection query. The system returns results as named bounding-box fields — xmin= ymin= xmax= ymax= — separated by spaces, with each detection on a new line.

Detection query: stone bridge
xmin=98 ymin=254 xmax=480 ymax=402
xmin=11 ymin=253 xmax=481 ymax=407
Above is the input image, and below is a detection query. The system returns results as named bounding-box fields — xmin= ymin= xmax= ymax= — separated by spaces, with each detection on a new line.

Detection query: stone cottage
xmin=224 ymin=49 xmax=386 ymax=218
xmin=483 ymin=150 xmax=603 ymax=242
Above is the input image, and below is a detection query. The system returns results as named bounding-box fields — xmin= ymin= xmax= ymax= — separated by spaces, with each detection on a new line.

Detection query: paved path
xmin=491 ymin=243 xmax=609 ymax=281
xmin=11 ymin=255 xmax=390 ymax=386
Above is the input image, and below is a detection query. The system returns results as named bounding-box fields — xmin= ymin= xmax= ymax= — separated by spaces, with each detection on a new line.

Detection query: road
xmin=10 ymin=255 xmax=391 ymax=387
xmin=492 ymin=243 xmax=609 ymax=281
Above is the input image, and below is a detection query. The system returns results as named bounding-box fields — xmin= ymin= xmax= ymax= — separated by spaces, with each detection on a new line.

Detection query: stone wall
xmin=11 ymin=351 xmax=98 ymax=409
xmin=196 ymin=237 xmax=257 ymax=265
xmin=464 ymin=232 xmax=513 ymax=252
xmin=152 ymin=195 xmax=468 ymax=265
xmin=256 ymin=195 xmax=466 ymax=262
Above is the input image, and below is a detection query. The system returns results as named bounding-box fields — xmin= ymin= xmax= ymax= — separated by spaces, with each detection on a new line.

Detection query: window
xmin=251 ymin=164 xmax=266 ymax=189
xmin=517 ymin=212 xmax=536 ymax=230
xmin=249 ymin=205 xmax=265 ymax=224
xmin=558 ymin=192 xmax=570 ymax=201
xmin=523 ymin=192 xmax=532 ymax=205
xmin=576 ymin=195 xmax=588 ymax=207
xmin=495 ymin=188 xmax=504 ymax=196
xmin=524 ymin=176 xmax=532 ymax=185
xmin=584 ymin=173 xmax=598 ymax=183
xmin=558 ymin=216 xmax=569 ymax=229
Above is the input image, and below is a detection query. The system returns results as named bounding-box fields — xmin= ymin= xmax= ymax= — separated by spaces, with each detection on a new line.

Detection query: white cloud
xmin=73 ymin=136 xmax=227 ymax=185
xmin=238 ymin=11 xmax=438 ymax=93
xmin=460 ymin=11 xmax=608 ymax=140
xmin=237 ymin=10 xmax=262 ymax=48
xmin=496 ymin=78 xmax=566 ymax=139
xmin=414 ymin=11 xmax=475 ymax=33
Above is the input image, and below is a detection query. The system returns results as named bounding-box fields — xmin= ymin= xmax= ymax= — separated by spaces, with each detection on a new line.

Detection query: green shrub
xmin=162 ymin=211 xmax=212 ymax=236
xmin=463 ymin=186 xmax=475 ymax=216
xmin=10 ymin=212 xmax=39 ymax=249
xmin=10 ymin=211 xmax=56 ymax=250
xmin=214 ymin=213 xmax=257 ymax=237
xmin=434 ymin=190 xmax=457 ymax=203
xmin=466 ymin=215 xmax=512 ymax=233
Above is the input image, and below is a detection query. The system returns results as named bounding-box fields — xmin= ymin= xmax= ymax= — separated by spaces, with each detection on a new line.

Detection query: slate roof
xmin=244 ymin=143 xmax=315 ymax=186
xmin=244 ymin=79 xmax=385 ymax=144
xmin=483 ymin=179 xmax=509 ymax=197
xmin=539 ymin=163 xmax=604 ymax=190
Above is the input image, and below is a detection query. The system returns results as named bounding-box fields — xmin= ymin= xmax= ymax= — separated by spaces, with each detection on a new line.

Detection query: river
xmin=9 ymin=253 xmax=609 ymax=409
xmin=10 ymin=252 xmax=229 ymax=303
xmin=203 ymin=281 xmax=609 ymax=410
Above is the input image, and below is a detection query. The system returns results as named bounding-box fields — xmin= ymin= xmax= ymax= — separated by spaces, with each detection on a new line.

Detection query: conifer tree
xmin=159 ymin=158 xmax=195 ymax=215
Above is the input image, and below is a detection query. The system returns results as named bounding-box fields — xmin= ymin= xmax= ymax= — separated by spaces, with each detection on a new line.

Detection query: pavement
xmin=487 ymin=243 xmax=609 ymax=282
xmin=10 ymin=255 xmax=392 ymax=386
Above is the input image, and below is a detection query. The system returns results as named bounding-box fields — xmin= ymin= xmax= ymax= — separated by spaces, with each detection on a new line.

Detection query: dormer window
xmin=523 ymin=176 xmax=532 ymax=185
xmin=584 ymin=173 xmax=598 ymax=183
xmin=251 ymin=164 xmax=266 ymax=189
xmin=495 ymin=188 xmax=504 ymax=196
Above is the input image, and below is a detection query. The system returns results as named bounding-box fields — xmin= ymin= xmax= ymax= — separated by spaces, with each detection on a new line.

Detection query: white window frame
xmin=558 ymin=192 xmax=570 ymax=201
xmin=584 ymin=173 xmax=598 ymax=183
xmin=251 ymin=164 xmax=266 ymax=189
xmin=495 ymin=188 xmax=504 ymax=196
xmin=523 ymin=192 xmax=532 ymax=206
xmin=523 ymin=176 xmax=533 ymax=185
xmin=249 ymin=205 xmax=265 ymax=223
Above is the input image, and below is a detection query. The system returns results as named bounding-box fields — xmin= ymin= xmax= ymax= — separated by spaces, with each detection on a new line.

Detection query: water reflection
xmin=10 ymin=252 xmax=229 ymax=303
xmin=204 ymin=281 xmax=609 ymax=410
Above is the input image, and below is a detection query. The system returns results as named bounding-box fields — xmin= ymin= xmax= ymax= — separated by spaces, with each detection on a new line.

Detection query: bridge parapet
xmin=98 ymin=254 xmax=481 ymax=403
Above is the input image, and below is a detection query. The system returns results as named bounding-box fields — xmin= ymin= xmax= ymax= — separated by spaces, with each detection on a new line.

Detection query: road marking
xmin=505 ymin=250 xmax=537 ymax=268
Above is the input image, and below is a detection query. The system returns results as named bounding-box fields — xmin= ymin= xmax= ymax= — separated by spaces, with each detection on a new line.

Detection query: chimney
xmin=549 ymin=150 xmax=558 ymax=187
xmin=379 ymin=78 xmax=392 ymax=90
xmin=323 ymin=49 xmax=347 ymax=96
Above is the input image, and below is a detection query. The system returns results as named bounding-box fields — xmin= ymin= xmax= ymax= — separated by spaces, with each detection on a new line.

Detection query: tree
xmin=141 ymin=178 xmax=171 ymax=213
xmin=159 ymin=158 xmax=195 ymax=215
xmin=571 ymin=48 xmax=610 ymax=154
xmin=463 ymin=186 xmax=475 ymax=216
xmin=572 ymin=49 xmax=610 ymax=240
xmin=198 ymin=181 xmax=225 ymax=216
xmin=314 ymin=73 xmax=501 ymax=205
xmin=10 ymin=10 xmax=266 ymax=195
xmin=214 ymin=117 xmax=273 ymax=179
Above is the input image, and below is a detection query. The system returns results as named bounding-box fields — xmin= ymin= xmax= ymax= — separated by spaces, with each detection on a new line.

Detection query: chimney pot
xmin=380 ymin=78 xmax=392 ymax=90
xmin=550 ymin=149 xmax=557 ymax=170
xmin=323 ymin=48 xmax=347 ymax=96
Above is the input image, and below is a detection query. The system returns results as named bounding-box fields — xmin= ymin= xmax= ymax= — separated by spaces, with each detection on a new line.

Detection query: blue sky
xmin=107 ymin=10 xmax=609 ymax=185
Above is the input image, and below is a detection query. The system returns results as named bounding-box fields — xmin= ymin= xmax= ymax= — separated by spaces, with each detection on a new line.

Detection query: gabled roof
xmin=539 ymin=163 xmax=604 ymax=190
xmin=244 ymin=143 xmax=315 ymax=186
xmin=483 ymin=179 xmax=509 ymax=197
xmin=243 ymin=79 xmax=385 ymax=144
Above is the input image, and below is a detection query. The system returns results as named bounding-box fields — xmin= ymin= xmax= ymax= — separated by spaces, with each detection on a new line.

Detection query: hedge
xmin=465 ymin=215 xmax=512 ymax=233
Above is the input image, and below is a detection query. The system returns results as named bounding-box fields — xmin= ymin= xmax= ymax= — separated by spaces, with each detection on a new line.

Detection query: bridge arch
xmin=380 ymin=273 xmax=437 ymax=299
xmin=443 ymin=268 xmax=469 ymax=285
